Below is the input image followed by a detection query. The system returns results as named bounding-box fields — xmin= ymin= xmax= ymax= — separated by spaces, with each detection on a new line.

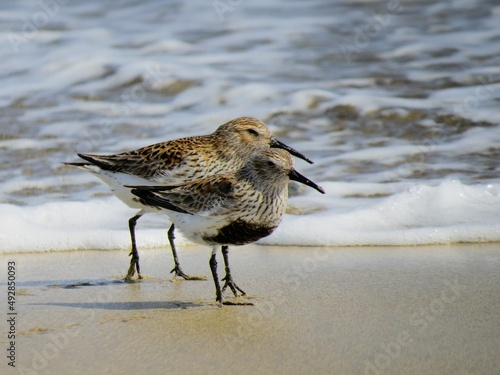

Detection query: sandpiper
xmin=130 ymin=149 xmax=325 ymax=305
xmin=66 ymin=117 xmax=313 ymax=281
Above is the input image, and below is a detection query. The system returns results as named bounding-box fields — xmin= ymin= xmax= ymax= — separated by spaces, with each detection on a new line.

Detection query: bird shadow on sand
xmin=47 ymin=278 xmax=131 ymax=289
xmin=25 ymin=278 xmax=208 ymax=310
xmin=28 ymin=300 xmax=204 ymax=310
xmin=2 ymin=278 xmax=132 ymax=289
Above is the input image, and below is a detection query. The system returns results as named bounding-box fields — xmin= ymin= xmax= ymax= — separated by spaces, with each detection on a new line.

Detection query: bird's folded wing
xmin=130 ymin=188 xmax=192 ymax=214
xmin=77 ymin=150 xmax=168 ymax=180
xmin=76 ymin=137 xmax=207 ymax=181
xmin=130 ymin=176 xmax=236 ymax=214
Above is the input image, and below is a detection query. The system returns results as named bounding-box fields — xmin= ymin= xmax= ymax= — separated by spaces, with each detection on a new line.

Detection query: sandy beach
xmin=1 ymin=243 xmax=499 ymax=374
xmin=3 ymin=1 xmax=500 ymax=374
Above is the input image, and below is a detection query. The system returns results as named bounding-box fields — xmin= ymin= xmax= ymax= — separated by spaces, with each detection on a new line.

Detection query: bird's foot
xmin=170 ymin=266 xmax=207 ymax=281
xmin=221 ymin=274 xmax=246 ymax=297
xmin=124 ymin=272 xmax=142 ymax=282
xmin=124 ymin=256 xmax=142 ymax=282
xmin=215 ymin=294 xmax=254 ymax=306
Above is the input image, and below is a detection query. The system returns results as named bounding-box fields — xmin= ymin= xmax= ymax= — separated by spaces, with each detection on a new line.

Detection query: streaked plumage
xmin=130 ymin=149 xmax=325 ymax=305
xmin=65 ymin=117 xmax=313 ymax=281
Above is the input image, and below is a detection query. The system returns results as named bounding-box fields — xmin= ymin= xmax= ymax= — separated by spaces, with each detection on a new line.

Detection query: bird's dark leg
xmin=219 ymin=247 xmax=253 ymax=306
xmin=221 ymin=246 xmax=246 ymax=297
xmin=125 ymin=213 xmax=143 ymax=281
xmin=209 ymin=247 xmax=223 ymax=306
xmin=168 ymin=224 xmax=206 ymax=281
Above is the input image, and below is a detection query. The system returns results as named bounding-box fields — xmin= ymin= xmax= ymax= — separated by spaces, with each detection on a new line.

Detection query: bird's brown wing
xmin=130 ymin=176 xmax=236 ymax=214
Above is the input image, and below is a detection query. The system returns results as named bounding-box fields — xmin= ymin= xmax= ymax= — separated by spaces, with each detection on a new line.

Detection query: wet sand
xmin=2 ymin=244 xmax=499 ymax=374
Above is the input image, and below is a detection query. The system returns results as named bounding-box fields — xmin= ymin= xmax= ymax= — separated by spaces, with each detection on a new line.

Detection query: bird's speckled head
xmin=214 ymin=117 xmax=314 ymax=164
xmin=250 ymin=149 xmax=295 ymax=181
xmin=214 ymin=117 xmax=273 ymax=151
xmin=244 ymin=149 xmax=325 ymax=194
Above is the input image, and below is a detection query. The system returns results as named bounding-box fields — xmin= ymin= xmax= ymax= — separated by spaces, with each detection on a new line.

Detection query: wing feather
xmin=130 ymin=176 xmax=235 ymax=214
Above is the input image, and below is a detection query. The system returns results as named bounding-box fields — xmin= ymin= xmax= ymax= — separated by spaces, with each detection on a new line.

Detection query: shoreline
xmin=2 ymin=243 xmax=499 ymax=374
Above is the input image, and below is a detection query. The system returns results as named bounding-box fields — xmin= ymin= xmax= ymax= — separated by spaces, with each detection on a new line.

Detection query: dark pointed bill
xmin=288 ymin=169 xmax=325 ymax=194
xmin=270 ymin=138 xmax=314 ymax=164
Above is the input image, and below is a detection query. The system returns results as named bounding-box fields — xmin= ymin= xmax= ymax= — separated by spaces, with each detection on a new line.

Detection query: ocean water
xmin=1 ymin=0 xmax=500 ymax=252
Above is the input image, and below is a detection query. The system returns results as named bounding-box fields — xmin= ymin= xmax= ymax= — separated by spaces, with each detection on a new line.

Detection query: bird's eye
xmin=247 ymin=129 xmax=259 ymax=136
xmin=267 ymin=161 xmax=275 ymax=167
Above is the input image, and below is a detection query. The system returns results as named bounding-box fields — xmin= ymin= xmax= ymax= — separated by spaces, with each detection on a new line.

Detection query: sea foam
xmin=2 ymin=180 xmax=499 ymax=253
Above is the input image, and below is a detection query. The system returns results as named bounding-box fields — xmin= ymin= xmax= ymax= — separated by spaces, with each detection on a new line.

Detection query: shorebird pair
xmin=67 ymin=117 xmax=324 ymax=305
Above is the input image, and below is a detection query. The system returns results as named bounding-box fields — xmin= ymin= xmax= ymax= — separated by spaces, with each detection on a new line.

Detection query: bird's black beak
xmin=270 ymin=138 xmax=314 ymax=164
xmin=288 ymin=169 xmax=325 ymax=194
